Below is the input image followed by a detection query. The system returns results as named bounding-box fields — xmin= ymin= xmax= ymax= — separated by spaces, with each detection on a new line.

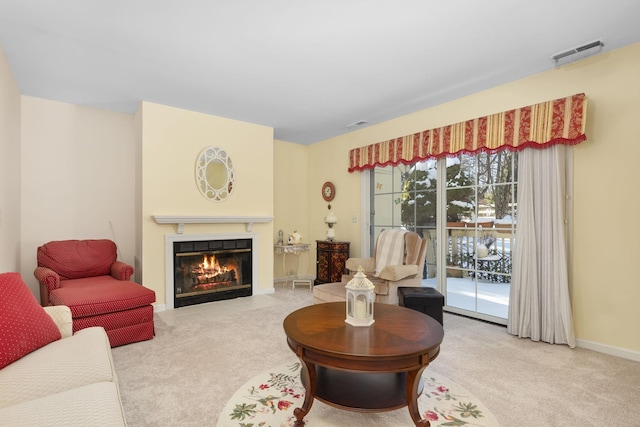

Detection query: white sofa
xmin=0 ymin=305 xmax=127 ymax=426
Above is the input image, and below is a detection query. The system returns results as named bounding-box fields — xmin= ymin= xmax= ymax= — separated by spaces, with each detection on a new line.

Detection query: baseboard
xmin=153 ymin=303 xmax=166 ymax=313
xmin=253 ymin=287 xmax=275 ymax=296
xmin=576 ymin=338 xmax=640 ymax=362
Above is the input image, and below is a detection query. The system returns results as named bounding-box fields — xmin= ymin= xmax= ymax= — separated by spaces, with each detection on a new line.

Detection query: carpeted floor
xmin=112 ymin=286 xmax=640 ymax=426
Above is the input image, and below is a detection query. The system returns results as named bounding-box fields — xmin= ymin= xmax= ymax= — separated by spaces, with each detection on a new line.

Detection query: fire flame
xmin=202 ymin=255 xmax=228 ymax=273
xmin=193 ymin=254 xmax=238 ymax=284
xmin=177 ymin=253 xmax=242 ymax=294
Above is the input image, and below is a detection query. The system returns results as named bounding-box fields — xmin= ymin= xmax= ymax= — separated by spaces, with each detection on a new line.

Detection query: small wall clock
xmin=322 ymin=181 xmax=335 ymax=202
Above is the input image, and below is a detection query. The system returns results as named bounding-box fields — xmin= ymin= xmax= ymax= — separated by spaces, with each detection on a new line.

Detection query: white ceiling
xmin=2 ymin=1 xmax=640 ymax=145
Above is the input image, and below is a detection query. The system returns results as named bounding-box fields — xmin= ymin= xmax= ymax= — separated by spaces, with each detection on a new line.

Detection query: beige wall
xmin=307 ymin=138 xmax=366 ymax=258
xmin=139 ymin=102 xmax=274 ymax=306
xmin=304 ymin=42 xmax=640 ymax=355
xmin=273 ymin=140 xmax=313 ymax=280
xmin=19 ymin=97 xmax=136 ymax=296
xmin=0 ymin=47 xmax=22 ymax=273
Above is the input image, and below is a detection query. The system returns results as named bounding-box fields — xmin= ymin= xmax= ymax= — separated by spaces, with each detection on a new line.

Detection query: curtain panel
xmin=508 ymin=145 xmax=576 ymax=347
xmin=348 ymin=93 xmax=587 ymax=172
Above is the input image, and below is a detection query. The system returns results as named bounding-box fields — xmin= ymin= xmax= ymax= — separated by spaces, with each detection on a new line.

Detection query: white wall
xmin=0 ymin=47 xmax=21 ymax=273
xmin=19 ymin=96 xmax=136 ymax=296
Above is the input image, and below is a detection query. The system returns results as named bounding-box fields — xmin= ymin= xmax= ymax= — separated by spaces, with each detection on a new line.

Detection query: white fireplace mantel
xmin=153 ymin=215 xmax=273 ymax=234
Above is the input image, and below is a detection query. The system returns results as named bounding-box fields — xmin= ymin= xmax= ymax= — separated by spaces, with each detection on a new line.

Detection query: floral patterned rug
xmin=217 ymin=362 xmax=499 ymax=427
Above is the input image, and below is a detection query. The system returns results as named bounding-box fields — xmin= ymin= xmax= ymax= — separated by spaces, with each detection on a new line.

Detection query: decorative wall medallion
xmin=195 ymin=146 xmax=235 ymax=202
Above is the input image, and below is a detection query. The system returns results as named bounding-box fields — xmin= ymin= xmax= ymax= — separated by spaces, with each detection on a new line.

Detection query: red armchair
xmin=34 ymin=239 xmax=156 ymax=347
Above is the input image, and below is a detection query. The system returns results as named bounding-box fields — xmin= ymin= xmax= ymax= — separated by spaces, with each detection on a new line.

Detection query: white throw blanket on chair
xmin=374 ymin=229 xmax=408 ymax=276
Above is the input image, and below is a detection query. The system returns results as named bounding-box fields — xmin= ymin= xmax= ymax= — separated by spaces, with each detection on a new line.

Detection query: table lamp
xmin=325 ymin=205 xmax=337 ymax=241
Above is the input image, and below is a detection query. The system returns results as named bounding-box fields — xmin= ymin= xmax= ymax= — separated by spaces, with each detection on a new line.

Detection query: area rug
xmin=217 ymin=361 xmax=499 ymax=427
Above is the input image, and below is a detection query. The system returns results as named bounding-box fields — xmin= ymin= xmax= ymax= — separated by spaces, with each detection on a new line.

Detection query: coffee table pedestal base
xmin=294 ymin=362 xmax=430 ymax=426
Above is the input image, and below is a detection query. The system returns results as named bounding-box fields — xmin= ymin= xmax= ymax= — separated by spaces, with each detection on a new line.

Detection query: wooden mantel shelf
xmin=153 ymin=215 xmax=273 ymax=234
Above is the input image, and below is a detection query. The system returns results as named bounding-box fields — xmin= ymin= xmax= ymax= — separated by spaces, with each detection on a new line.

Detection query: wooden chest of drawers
xmin=315 ymin=240 xmax=350 ymax=285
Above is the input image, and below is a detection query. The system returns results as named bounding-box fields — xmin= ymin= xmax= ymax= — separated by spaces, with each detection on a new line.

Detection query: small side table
xmin=274 ymin=244 xmax=311 ymax=288
xmin=474 ymin=254 xmax=502 ymax=282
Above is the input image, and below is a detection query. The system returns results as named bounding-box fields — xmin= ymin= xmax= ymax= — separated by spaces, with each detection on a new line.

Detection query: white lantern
xmin=345 ymin=266 xmax=375 ymax=327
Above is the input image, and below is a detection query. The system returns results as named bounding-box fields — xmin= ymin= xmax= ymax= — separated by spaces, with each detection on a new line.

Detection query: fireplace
xmin=171 ymin=236 xmax=253 ymax=308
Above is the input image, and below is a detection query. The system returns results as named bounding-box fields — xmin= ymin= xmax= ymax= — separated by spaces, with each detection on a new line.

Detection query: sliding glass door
xmin=370 ymin=152 xmax=517 ymax=324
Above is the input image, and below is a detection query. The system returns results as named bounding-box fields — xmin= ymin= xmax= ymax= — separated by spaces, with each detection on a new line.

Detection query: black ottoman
xmin=398 ymin=287 xmax=444 ymax=325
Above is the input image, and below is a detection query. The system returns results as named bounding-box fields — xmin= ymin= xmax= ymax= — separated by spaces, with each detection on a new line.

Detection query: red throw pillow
xmin=0 ymin=272 xmax=61 ymax=369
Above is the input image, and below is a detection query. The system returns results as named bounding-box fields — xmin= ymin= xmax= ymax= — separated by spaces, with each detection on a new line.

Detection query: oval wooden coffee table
xmin=283 ymin=302 xmax=444 ymax=426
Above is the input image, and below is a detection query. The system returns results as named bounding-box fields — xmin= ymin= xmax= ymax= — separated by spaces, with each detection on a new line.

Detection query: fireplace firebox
xmin=173 ymin=238 xmax=252 ymax=308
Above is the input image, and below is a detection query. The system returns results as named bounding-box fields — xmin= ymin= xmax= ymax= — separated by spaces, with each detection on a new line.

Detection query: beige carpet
xmin=112 ymin=286 xmax=640 ymax=426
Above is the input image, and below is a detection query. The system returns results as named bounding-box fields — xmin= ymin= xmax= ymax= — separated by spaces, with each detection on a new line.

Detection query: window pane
xmin=373 ymin=166 xmax=394 ymax=195
xmin=446 ymin=187 xmax=475 ymax=223
xmin=455 ymin=154 xmax=477 ymax=185
xmin=373 ymin=193 xmax=394 ymax=227
xmin=492 ymin=182 xmax=515 ymax=221
xmin=446 ymin=156 xmax=475 ymax=222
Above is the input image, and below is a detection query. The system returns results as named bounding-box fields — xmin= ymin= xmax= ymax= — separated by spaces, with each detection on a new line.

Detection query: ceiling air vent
xmin=346 ymin=120 xmax=369 ymax=129
xmin=551 ymin=39 xmax=604 ymax=66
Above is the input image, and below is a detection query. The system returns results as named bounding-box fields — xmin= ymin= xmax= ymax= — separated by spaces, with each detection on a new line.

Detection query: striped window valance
xmin=348 ymin=93 xmax=587 ymax=172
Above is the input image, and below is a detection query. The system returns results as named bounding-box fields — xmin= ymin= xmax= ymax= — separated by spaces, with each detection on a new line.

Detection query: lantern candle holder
xmin=345 ymin=266 xmax=375 ymax=327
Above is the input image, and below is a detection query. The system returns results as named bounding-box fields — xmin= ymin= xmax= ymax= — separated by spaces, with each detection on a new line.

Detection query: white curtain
xmin=508 ymin=145 xmax=575 ymax=347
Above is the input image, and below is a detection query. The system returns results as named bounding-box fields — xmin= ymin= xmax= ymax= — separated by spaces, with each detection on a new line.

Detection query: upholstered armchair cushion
xmin=49 ymin=277 xmax=156 ymax=318
xmin=377 ymin=264 xmax=420 ymax=282
xmin=345 ymin=258 xmax=418 ymax=286
xmin=36 ymin=240 xmax=120 ymax=280
xmin=345 ymin=257 xmax=375 ymax=274
xmin=403 ymin=231 xmax=423 ymax=265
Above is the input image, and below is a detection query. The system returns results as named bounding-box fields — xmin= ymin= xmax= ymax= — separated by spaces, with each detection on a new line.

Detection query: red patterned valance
xmin=348 ymin=93 xmax=587 ymax=172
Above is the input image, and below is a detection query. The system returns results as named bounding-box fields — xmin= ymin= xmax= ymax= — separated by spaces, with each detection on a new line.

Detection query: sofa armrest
xmin=43 ymin=305 xmax=73 ymax=338
xmin=377 ymin=264 xmax=419 ymax=282
xmin=34 ymin=266 xmax=60 ymax=306
xmin=111 ymin=261 xmax=134 ymax=281
xmin=34 ymin=266 xmax=60 ymax=288
xmin=345 ymin=257 xmax=375 ymax=274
